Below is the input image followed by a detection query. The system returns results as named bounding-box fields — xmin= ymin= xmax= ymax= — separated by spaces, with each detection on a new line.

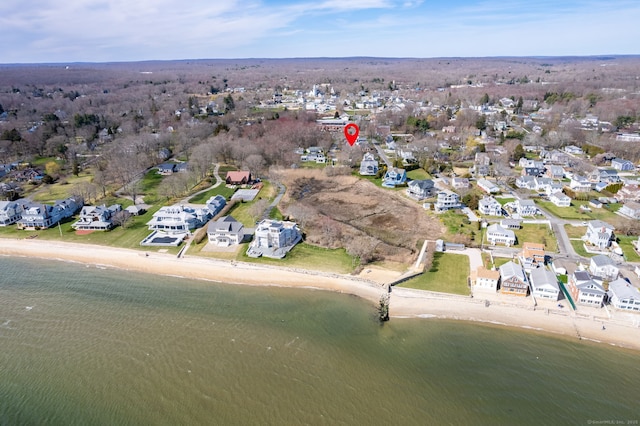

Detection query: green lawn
xmin=398 ymin=252 xmax=470 ymax=295
xmin=139 ymin=169 xmax=165 ymax=204
xmin=570 ymin=240 xmax=594 ymax=258
xmin=564 ymin=225 xmax=586 ymax=239
xmin=617 ymin=236 xmax=640 ymax=262
xmin=235 ymin=242 xmax=354 ymax=274
xmin=406 ymin=169 xmax=432 ymax=180
xmin=440 ymin=210 xmax=481 ymax=244
xmin=514 ymin=224 xmax=558 ymax=252
xmin=495 ymin=197 xmax=515 ymax=206
xmin=188 ymin=185 xmax=236 ymax=203
xmin=536 ymin=200 xmax=621 ymax=222
xmin=27 ymin=173 xmax=93 ymax=203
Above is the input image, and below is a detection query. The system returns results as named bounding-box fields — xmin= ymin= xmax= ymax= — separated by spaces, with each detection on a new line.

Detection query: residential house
xmin=478 ymin=196 xmax=502 ymax=216
xmin=125 ymin=205 xmax=146 ymax=216
xmin=529 ymin=267 xmax=560 ymax=300
xmin=206 ymin=195 xmax=227 ymax=217
xmin=435 ymin=190 xmax=461 ymax=211
xmin=584 ymin=220 xmax=615 ymax=250
xmin=486 ymin=223 xmax=516 ymax=246
xmin=246 ymin=219 xmax=302 ymax=259
xmin=619 ymin=201 xmax=640 ymax=219
xmin=518 ymin=158 xmax=544 ymax=169
xmin=477 ymin=179 xmax=500 ymax=194
xmin=564 ymin=145 xmax=584 ymax=155
xmin=549 ymin=192 xmax=571 ymax=207
xmin=407 ymin=179 xmax=435 ymax=200
xmin=611 ymin=158 xmax=635 ymax=171
xmin=590 ymin=169 xmax=620 ymax=185
xmin=543 ymin=149 xmax=570 ymax=165
xmin=533 ymin=177 xmax=552 ymax=192
xmin=72 ymin=204 xmax=122 ymax=231
xmin=225 ymin=171 xmax=252 ymax=185
xmin=515 ymin=199 xmax=538 ymax=216
xmin=608 ymin=278 xmax=640 ymax=311
xmin=522 ymin=167 xmax=542 ymax=177
xmin=516 ymin=176 xmax=537 ymax=190
xmin=359 ymin=153 xmax=379 ymax=176
xmin=475 ymin=153 xmax=491 ymax=167
xmin=569 ymin=175 xmax=592 ymax=192
xmin=451 ymin=177 xmax=469 ymax=189
xmin=207 ymin=215 xmax=244 ymax=246
xmin=0 ymin=200 xmax=23 ymax=226
xmin=545 ymin=165 xmax=565 ymax=179
xmin=16 ymin=197 xmax=82 ymax=230
xmin=589 ymin=254 xmax=619 ymax=280
xmin=499 ymin=261 xmax=529 ymax=296
xmin=614 ymin=183 xmax=640 ymax=203
xmin=568 ymin=271 xmax=606 ymax=307
xmin=157 ymin=163 xmax=176 ymax=175
xmin=146 ymin=205 xmax=202 ymax=234
xmin=382 ymin=167 xmax=407 ymax=187
xmin=519 ymin=242 xmax=545 ymax=271
xmin=471 ymin=266 xmax=500 ymax=292
xmin=500 ymin=219 xmax=522 ymax=229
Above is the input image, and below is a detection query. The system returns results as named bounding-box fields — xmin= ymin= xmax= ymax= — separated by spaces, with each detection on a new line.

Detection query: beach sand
xmin=1 ymin=238 xmax=639 ymax=352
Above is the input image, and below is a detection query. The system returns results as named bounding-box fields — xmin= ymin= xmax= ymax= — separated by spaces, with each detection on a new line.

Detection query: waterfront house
xmin=146 ymin=205 xmax=202 ymax=234
xmin=246 ymin=219 xmax=301 ymax=259
xmin=568 ymin=271 xmax=606 ymax=308
xmin=359 ymin=153 xmax=379 ymax=176
xmin=207 ymin=215 xmax=244 ymax=246
xmin=608 ymin=278 xmax=640 ymax=311
xmin=529 ymin=267 xmax=560 ymax=300
xmin=407 ymin=179 xmax=435 ymax=200
xmin=589 ymin=255 xmax=619 ymax=280
xmin=471 ymin=266 xmax=500 ymax=292
xmin=16 ymin=196 xmax=82 ymax=230
xmin=486 ymin=223 xmax=516 ymax=246
xmin=499 ymin=261 xmax=528 ymax=296
xmin=549 ymin=192 xmax=571 ymax=207
xmin=382 ymin=167 xmax=407 ymax=187
xmin=584 ymin=220 xmax=615 ymax=249
xmin=518 ymin=242 xmax=545 ymax=271
xmin=0 ymin=200 xmax=23 ymax=226
xmin=435 ymin=190 xmax=461 ymax=211
xmin=72 ymin=204 xmax=122 ymax=231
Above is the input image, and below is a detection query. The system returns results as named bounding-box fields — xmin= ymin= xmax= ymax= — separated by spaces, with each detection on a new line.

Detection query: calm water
xmin=1 ymin=256 xmax=639 ymax=425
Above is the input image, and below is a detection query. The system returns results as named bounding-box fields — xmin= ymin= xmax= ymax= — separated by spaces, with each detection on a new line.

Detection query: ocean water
xmin=1 ymin=256 xmax=639 ymax=425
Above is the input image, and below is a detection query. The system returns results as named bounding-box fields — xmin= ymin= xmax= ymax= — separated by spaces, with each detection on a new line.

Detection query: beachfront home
xmin=529 ymin=267 xmax=560 ymax=300
xmin=471 ymin=266 xmax=500 ymax=292
xmin=16 ymin=196 xmax=82 ymax=230
xmin=72 ymin=204 xmax=122 ymax=231
xmin=608 ymin=278 xmax=640 ymax=311
xmin=486 ymin=223 xmax=516 ymax=246
xmin=478 ymin=196 xmax=502 ymax=216
xmin=589 ymin=255 xmax=619 ymax=280
xmin=518 ymin=242 xmax=545 ymax=271
xmin=0 ymin=200 xmax=23 ymax=226
xmin=499 ymin=261 xmax=529 ymax=296
xmin=246 ymin=219 xmax=302 ymax=259
xmin=435 ymin=190 xmax=461 ymax=211
xmin=568 ymin=271 xmax=606 ymax=308
xmin=146 ymin=205 xmax=202 ymax=234
xmin=207 ymin=215 xmax=244 ymax=246
xmin=406 ymin=179 xmax=435 ymax=200
xmin=359 ymin=153 xmax=379 ymax=176
xmin=549 ymin=192 xmax=571 ymax=207
xmin=382 ymin=167 xmax=407 ymax=187
xmin=584 ymin=220 xmax=615 ymax=250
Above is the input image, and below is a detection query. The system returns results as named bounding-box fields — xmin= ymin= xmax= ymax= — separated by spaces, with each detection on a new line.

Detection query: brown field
xmin=280 ymin=169 xmax=444 ymax=264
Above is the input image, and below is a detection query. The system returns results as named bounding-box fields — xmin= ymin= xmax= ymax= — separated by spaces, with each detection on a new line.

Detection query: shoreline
xmin=1 ymin=238 xmax=639 ymax=352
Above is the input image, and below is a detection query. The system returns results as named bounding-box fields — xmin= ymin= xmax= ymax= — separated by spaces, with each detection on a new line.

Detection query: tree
xmin=112 ymin=210 xmax=133 ymax=229
xmin=512 ymin=143 xmax=525 ymax=161
xmin=45 ymin=161 xmax=61 ymax=178
xmin=480 ymin=93 xmax=490 ymax=105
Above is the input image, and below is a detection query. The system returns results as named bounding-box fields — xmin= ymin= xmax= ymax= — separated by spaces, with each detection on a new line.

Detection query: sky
xmin=0 ymin=0 xmax=639 ymax=63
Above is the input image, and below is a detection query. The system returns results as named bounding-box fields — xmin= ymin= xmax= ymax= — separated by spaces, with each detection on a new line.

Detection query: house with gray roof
xmin=529 ymin=267 xmax=560 ymax=300
xmin=568 ymin=271 xmax=606 ymax=307
xmin=0 ymin=200 xmax=23 ymax=226
xmin=72 ymin=204 xmax=122 ymax=231
xmin=584 ymin=220 xmax=615 ymax=249
xmin=611 ymin=158 xmax=635 ymax=171
xmin=247 ymin=219 xmax=301 ymax=259
xmin=478 ymin=196 xmax=502 ymax=216
xmin=406 ymin=179 xmax=435 ymax=200
xmin=499 ymin=261 xmax=528 ymax=296
xmin=515 ymin=199 xmax=538 ymax=216
xmin=486 ymin=223 xmax=516 ymax=246
xmin=207 ymin=215 xmax=244 ymax=246
xmin=589 ymin=254 xmax=619 ymax=280
xmin=619 ymin=201 xmax=640 ymax=219
xmin=608 ymin=278 xmax=640 ymax=311
xmin=359 ymin=152 xmax=379 ymax=176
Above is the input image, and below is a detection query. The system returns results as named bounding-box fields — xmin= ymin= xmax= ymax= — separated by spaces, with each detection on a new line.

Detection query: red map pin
xmin=344 ymin=123 xmax=359 ymax=146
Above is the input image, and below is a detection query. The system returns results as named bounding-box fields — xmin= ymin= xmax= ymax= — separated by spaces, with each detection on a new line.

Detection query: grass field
xmin=514 ymin=224 xmax=558 ymax=252
xmin=564 ymin=224 xmax=587 ymax=238
xmin=406 ymin=169 xmax=432 ymax=180
xmin=617 ymin=236 xmax=640 ymax=262
xmin=140 ymin=170 xmax=164 ymax=204
xmin=27 ymin=173 xmax=93 ymax=203
xmin=235 ymin=242 xmax=354 ymax=273
xmin=570 ymin=240 xmax=594 ymax=258
xmin=537 ymin=200 xmax=621 ymax=221
xmin=188 ymin=185 xmax=236 ymax=203
xmin=398 ymin=252 xmax=470 ymax=295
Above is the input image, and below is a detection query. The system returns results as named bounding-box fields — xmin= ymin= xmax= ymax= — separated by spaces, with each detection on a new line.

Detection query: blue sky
xmin=0 ymin=0 xmax=638 ymax=63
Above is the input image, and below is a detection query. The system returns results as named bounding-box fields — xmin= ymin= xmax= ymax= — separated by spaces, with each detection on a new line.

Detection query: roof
xmin=226 ymin=171 xmax=251 ymax=182
xmin=499 ymin=261 xmax=525 ymax=281
xmin=475 ymin=266 xmax=500 ymax=280
xmin=529 ymin=267 xmax=559 ymax=291
xmin=208 ymin=215 xmax=243 ymax=233
xmin=588 ymin=220 xmax=614 ymax=231
xmin=590 ymin=254 xmax=615 ymax=267
xmin=608 ymin=278 xmax=640 ymax=301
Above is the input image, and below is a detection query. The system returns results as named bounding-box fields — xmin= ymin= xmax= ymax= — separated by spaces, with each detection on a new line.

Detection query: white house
xmin=584 ymin=220 xmax=615 ymax=249
xmin=516 ymin=176 xmax=536 ymax=190
xmin=589 ymin=254 xmax=619 ymax=280
xmin=247 ymin=219 xmax=302 ymax=259
xmin=515 ymin=199 xmax=538 ymax=216
xmin=146 ymin=205 xmax=202 ymax=234
xmin=608 ymin=278 xmax=640 ymax=311
xmin=477 ymin=179 xmax=500 ymax=194
xmin=407 ymin=179 xmax=435 ymax=200
xmin=570 ymin=175 xmax=592 ymax=192
xmin=619 ymin=201 xmax=640 ymax=219
xmin=16 ymin=197 xmax=82 ymax=230
xmin=207 ymin=215 xmax=244 ymax=246
xmin=486 ymin=223 xmax=516 ymax=246
xmin=435 ymin=190 xmax=461 ymax=211
xmin=529 ymin=267 xmax=560 ymax=300
xmin=569 ymin=271 xmax=606 ymax=308
xmin=451 ymin=177 xmax=470 ymax=189
xmin=72 ymin=204 xmax=122 ymax=231
xmin=549 ymin=192 xmax=571 ymax=207
xmin=359 ymin=153 xmax=379 ymax=176
xmin=471 ymin=266 xmax=500 ymax=292
xmin=478 ymin=196 xmax=502 ymax=216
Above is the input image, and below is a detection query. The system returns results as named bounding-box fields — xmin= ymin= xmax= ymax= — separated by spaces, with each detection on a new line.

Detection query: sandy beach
xmin=1 ymin=238 xmax=639 ymax=352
